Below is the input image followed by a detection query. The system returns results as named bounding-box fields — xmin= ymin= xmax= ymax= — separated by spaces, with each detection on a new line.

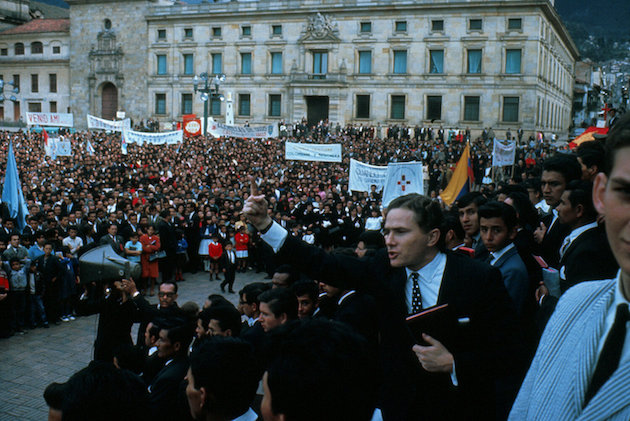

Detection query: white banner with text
xmin=492 ymin=140 xmax=516 ymax=167
xmin=285 ymin=142 xmax=342 ymax=163
xmin=26 ymin=112 xmax=74 ymax=127
xmin=122 ymin=129 xmax=183 ymax=146
xmin=348 ymin=159 xmax=388 ymax=192
xmin=87 ymin=114 xmax=131 ymax=132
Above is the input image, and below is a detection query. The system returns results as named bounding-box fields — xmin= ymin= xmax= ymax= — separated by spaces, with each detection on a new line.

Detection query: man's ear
xmin=279 ymin=313 xmax=288 ymax=325
xmin=427 ymin=228 xmax=441 ymax=247
xmin=173 ymin=341 xmax=181 ymax=353
xmin=593 ymin=172 xmax=608 ymax=215
xmin=508 ymin=226 xmax=518 ymax=241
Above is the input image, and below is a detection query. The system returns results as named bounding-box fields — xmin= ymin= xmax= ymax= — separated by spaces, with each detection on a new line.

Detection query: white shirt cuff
xmin=261 ymin=221 xmax=288 ymax=254
xmin=450 ymin=362 xmax=458 ymax=386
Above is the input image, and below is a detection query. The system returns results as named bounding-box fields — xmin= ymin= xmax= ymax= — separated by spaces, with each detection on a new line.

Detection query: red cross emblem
xmin=398 ymin=175 xmax=411 ymax=191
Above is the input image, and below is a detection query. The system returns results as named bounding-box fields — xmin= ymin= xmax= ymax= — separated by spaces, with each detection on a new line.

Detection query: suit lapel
xmin=437 ymin=254 xmax=457 ymax=304
xmin=574 ymin=286 xmax=616 ymax=413
xmin=580 ymin=361 xmax=630 ymax=420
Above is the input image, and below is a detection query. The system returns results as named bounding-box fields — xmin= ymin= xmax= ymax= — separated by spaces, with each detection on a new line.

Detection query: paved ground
xmin=0 ymin=269 xmax=268 ymax=420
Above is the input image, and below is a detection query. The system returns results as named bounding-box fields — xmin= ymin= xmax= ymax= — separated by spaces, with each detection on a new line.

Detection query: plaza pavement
xmin=0 ymin=269 xmax=268 ymax=420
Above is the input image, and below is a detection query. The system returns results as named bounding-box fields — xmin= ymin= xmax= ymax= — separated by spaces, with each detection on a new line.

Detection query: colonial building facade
xmin=4 ymin=0 xmax=578 ymax=136
xmin=0 ymin=18 xmax=70 ymax=122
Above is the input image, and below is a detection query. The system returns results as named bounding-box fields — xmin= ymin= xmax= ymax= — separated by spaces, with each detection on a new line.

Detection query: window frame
xmin=467 ymin=49 xmax=482 ymax=74
xmin=15 ymin=43 xmax=24 ymax=55
xmin=429 ymin=49 xmax=444 ymax=74
xmin=360 ymin=21 xmax=372 ymax=34
xmin=469 ymin=18 xmax=483 ymax=31
xmin=270 ymin=52 xmax=283 ymax=75
xmin=390 ymin=95 xmax=406 ymax=120
xmin=431 ymin=19 xmax=444 ymax=32
xmin=269 ymin=94 xmax=281 ymax=117
xmin=356 ymin=94 xmax=370 ymax=119
xmin=242 ymin=25 xmax=252 ymax=37
xmin=395 ymin=20 xmax=407 ymax=33
xmin=157 ymin=54 xmax=167 ymax=75
xmin=238 ymin=93 xmax=251 ymax=116
xmin=157 ymin=29 xmax=167 ymax=41
xmin=393 ymin=50 xmax=407 ymax=74
xmin=502 ymin=96 xmax=520 ymax=122
xmin=426 ymin=95 xmax=442 ymax=121
xmin=49 ymin=73 xmax=57 ymax=93
xmin=155 ymin=93 xmax=166 ymax=115
xmin=358 ymin=50 xmax=372 ymax=74
xmin=241 ymin=52 xmax=252 ymax=75
xmin=507 ymin=18 xmax=522 ymax=31
xmin=505 ymin=49 xmax=522 ymax=74
xmin=183 ymin=53 xmax=194 ymax=75
xmin=181 ymin=92 xmax=193 ymax=115
xmin=463 ymin=96 xmax=480 ymax=121
xmin=31 ymin=42 xmax=43 ymax=54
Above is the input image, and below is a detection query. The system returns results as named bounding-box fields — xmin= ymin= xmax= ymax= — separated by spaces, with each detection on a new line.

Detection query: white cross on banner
xmin=382 ymin=162 xmax=424 ymax=208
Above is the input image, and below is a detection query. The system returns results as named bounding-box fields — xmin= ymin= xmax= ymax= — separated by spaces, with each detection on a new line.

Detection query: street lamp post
xmin=0 ymin=79 xmax=20 ymax=109
xmin=193 ymin=72 xmax=226 ymax=137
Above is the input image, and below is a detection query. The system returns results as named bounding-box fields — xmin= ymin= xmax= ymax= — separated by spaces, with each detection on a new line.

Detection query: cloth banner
xmin=122 ymin=129 xmax=183 ymax=146
xmin=44 ymin=136 xmax=71 ymax=157
xmin=492 ymin=140 xmax=516 ymax=167
xmin=206 ymin=118 xmax=279 ymax=139
xmin=382 ymin=162 xmax=424 ymax=208
xmin=2 ymin=141 xmax=29 ymax=230
xmin=349 ymin=159 xmax=388 ymax=192
xmin=285 ymin=142 xmax=342 ymax=163
xmin=26 ymin=112 xmax=73 ymax=127
xmin=87 ymin=114 xmax=131 ymax=132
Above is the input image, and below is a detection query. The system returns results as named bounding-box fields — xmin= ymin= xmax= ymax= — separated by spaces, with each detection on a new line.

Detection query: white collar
xmin=566 ymin=221 xmax=598 ymax=246
xmin=405 ymin=252 xmax=446 ymax=283
xmin=489 ymin=243 xmax=515 ymax=265
xmin=338 ymin=290 xmax=356 ymax=305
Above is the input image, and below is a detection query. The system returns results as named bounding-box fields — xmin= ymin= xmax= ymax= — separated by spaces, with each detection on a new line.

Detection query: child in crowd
xmin=175 ymin=230 xmax=188 ymax=282
xmin=208 ymin=234 xmax=223 ymax=281
xmin=28 ymin=263 xmax=48 ymax=328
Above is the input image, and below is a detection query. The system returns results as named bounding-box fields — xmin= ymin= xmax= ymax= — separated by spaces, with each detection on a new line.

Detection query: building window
xmin=212 ymin=53 xmax=222 ymax=74
xmin=431 ymin=20 xmax=444 ymax=32
xmin=464 ymin=96 xmax=480 ymax=121
xmin=506 ymin=49 xmax=522 ymax=74
xmin=0 ymin=48 xmax=7 ymax=56
xmin=31 ymin=74 xmax=38 ymax=93
xmin=390 ymin=95 xmax=405 ymax=119
xmin=269 ymin=94 xmax=281 ymax=116
xmin=52 ymin=46 xmax=60 ymax=54
xmin=157 ymin=55 xmax=167 ymax=75
xmin=393 ymin=50 xmax=407 ymax=74
xmin=28 ymin=102 xmax=41 ymax=112
xmin=104 ymin=19 xmax=111 ymax=30
xmin=427 ymin=96 xmax=442 ymax=120
xmin=239 ymin=94 xmax=251 ymax=116
xmin=12 ymin=75 xmax=19 ymax=91
xmin=49 ymin=74 xmax=57 ymax=93
xmin=356 ymin=94 xmax=370 ymax=119
xmin=212 ymin=27 xmax=221 ymax=38
xmin=429 ymin=50 xmax=444 ymax=74
xmin=49 ymin=101 xmax=57 ymax=113
xmin=210 ymin=97 xmax=221 ymax=115
xmin=31 ymin=42 xmax=43 ymax=54
xmin=183 ymin=54 xmax=194 ymax=75
xmin=242 ymin=25 xmax=251 ymax=37
xmin=182 ymin=93 xmax=193 ymax=115
xmin=155 ymin=93 xmax=166 ymax=114
xmin=272 ymin=25 xmax=282 ymax=36
xmin=358 ymin=51 xmax=372 ymax=74
xmin=15 ymin=43 xmax=24 ymax=55
xmin=241 ymin=52 xmax=252 ymax=75
xmin=360 ymin=22 xmax=372 ymax=33
xmin=508 ymin=18 xmax=522 ymax=30
xmin=467 ymin=49 xmax=482 ymax=74
xmin=157 ymin=29 xmax=166 ymax=40
xmin=312 ymin=51 xmax=328 ymax=79
xmin=503 ymin=97 xmax=519 ymax=122
xmin=271 ymin=52 xmax=282 ymax=74
xmin=184 ymin=28 xmax=193 ymax=39
xmin=395 ymin=21 xmax=407 ymax=32
xmin=469 ymin=19 xmax=482 ymax=31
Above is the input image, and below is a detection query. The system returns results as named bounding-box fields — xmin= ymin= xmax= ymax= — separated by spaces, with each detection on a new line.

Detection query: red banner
xmin=183 ymin=114 xmax=201 ymax=137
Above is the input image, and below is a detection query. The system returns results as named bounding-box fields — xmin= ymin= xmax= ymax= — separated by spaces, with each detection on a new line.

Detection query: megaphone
xmin=79 ymin=245 xmax=141 ymax=284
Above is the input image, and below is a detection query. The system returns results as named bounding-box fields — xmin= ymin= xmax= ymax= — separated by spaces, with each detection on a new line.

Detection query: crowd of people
xmin=1 ymin=111 xmax=628 ymax=420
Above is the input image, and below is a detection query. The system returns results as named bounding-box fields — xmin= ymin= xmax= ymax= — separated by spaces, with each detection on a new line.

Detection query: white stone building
xmin=0 ymin=18 xmax=71 ymax=122
xmin=3 ymin=0 xmax=579 ymax=138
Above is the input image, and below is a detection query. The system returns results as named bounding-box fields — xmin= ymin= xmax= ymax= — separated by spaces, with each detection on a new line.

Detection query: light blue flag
xmin=2 ymin=141 xmax=29 ymax=230
xmin=86 ymin=139 xmax=95 ymax=156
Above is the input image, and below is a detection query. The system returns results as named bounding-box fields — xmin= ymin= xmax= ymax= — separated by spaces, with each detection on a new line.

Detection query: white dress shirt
xmin=404 ymin=252 xmax=447 ymax=312
xmin=489 ymin=243 xmax=515 ymax=266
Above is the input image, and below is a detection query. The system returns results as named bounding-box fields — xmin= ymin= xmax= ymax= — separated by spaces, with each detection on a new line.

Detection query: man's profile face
xmin=240 ymin=294 xmax=256 ymax=318
xmin=594 ymin=146 xmax=630 ymax=282
xmin=207 ymin=319 xmax=229 ymax=337
xmin=384 ymin=208 xmax=436 ymax=271
xmin=458 ymin=203 xmax=479 ymax=237
xmin=157 ymin=329 xmax=177 ymax=358
xmin=259 ymin=302 xmax=283 ymax=332
xmin=158 ymin=283 xmax=177 ymax=308
xmin=556 ymin=190 xmax=579 ymax=226
xmin=541 ymin=170 xmax=566 ymax=208
xmin=480 ymin=217 xmax=515 ymax=253
xmin=297 ymin=294 xmax=315 ymax=319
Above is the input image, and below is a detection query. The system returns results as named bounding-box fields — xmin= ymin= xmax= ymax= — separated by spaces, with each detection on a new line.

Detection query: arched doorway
xmin=101 ymin=82 xmax=117 ymax=120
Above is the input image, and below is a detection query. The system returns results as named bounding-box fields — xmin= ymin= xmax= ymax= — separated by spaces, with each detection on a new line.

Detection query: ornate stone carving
xmin=89 ymin=29 xmax=123 ymax=76
xmin=301 ymin=12 xmax=340 ymax=42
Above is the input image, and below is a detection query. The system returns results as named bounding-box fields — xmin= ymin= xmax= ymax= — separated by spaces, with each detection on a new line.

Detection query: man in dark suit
xmin=245 ymin=189 xmax=522 ymax=420
xmin=220 ymin=242 xmax=237 ymax=293
xmin=556 ymin=180 xmax=618 ymax=293
xmin=534 ymin=154 xmax=582 ymax=269
xmin=99 ymin=223 xmax=124 ymax=256
xmin=149 ymin=317 xmax=193 ymax=421
xmin=157 ymin=211 xmax=177 ymax=282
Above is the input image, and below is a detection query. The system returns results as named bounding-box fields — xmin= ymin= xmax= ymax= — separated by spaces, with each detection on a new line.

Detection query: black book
xmin=405 ymin=303 xmax=457 ymax=346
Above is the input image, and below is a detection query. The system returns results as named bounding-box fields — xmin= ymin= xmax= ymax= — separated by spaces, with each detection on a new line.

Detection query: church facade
xmin=4 ymin=0 xmax=578 ymax=136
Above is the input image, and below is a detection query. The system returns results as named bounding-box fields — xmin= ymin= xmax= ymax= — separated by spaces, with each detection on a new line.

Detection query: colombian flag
xmin=440 ymin=144 xmax=474 ymax=206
